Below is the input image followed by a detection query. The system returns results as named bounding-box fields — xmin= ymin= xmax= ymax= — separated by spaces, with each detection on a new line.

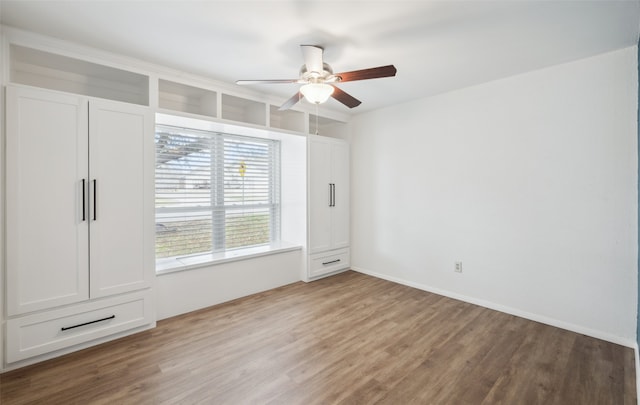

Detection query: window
xmin=155 ymin=124 xmax=280 ymax=270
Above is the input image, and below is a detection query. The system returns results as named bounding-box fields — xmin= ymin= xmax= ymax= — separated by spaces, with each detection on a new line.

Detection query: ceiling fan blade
xmin=279 ymin=91 xmax=303 ymax=110
xmin=301 ymin=45 xmax=324 ymax=74
xmin=236 ymin=79 xmax=299 ymax=85
xmin=335 ymin=65 xmax=397 ymax=82
xmin=331 ymin=86 xmax=361 ymax=108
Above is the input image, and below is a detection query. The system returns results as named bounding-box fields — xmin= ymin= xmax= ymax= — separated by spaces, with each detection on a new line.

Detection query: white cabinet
xmin=7 ymin=87 xmax=89 ymax=314
xmin=6 ymin=290 xmax=154 ymax=363
xmin=88 ymin=100 xmax=154 ymax=298
xmin=307 ymin=135 xmax=350 ymax=279
xmin=5 ymin=85 xmax=155 ymax=362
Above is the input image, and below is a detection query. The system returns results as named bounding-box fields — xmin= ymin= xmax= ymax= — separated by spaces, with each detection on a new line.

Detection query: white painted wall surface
xmin=156 ymin=250 xmax=302 ymax=320
xmin=350 ymin=46 xmax=638 ymax=345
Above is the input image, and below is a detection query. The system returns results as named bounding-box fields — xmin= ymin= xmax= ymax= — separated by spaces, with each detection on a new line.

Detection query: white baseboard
xmin=352 ymin=266 xmax=636 ymax=348
xmin=635 ymin=342 xmax=639 ymax=405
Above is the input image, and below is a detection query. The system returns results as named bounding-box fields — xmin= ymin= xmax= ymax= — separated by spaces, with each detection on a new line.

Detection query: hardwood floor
xmin=0 ymin=271 xmax=635 ymax=404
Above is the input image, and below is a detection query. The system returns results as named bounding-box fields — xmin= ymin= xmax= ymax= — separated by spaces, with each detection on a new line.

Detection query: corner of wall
xmin=634 ymin=39 xmax=640 ymax=404
xmin=0 ymin=26 xmax=7 ymax=371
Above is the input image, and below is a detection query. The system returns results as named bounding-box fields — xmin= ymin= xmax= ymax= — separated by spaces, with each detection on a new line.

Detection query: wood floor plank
xmin=0 ymin=271 xmax=635 ymax=404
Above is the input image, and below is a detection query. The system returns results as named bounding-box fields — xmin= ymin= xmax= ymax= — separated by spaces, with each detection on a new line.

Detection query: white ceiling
xmin=1 ymin=1 xmax=639 ymax=115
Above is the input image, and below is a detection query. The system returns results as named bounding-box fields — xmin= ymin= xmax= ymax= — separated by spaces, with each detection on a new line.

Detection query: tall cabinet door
xmin=88 ymin=100 xmax=154 ymax=298
xmin=330 ymin=142 xmax=350 ymax=249
xmin=6 ymin=86 xmax=89 ymax=315
xmin=308 ymin=137 xmax=333 ymax=253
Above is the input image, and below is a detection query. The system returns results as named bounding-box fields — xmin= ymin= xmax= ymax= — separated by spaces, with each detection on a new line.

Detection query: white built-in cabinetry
xmin=307 ymin=135 xmax=350 ymax=279
xmin=2 ymin=37 xmax=350 ymax=369
xmin=5 ymin=85 xmax=155 ymax=363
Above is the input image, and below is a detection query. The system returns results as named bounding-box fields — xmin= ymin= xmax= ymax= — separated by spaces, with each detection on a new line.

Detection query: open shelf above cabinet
xmin=158 ymin=79 xmax=217 ymax=118
xmin=7 ymin=43 xmax=351 ymax=137
xmin=10 ymin=45 xmax=149 ymax=106
xmin=270 ymin=106 xmax=305 ymax=133
xmin=308 ymin=114 xmax=348 ymax=138
xmin=221 ymin=94 xmax=266 ymax=126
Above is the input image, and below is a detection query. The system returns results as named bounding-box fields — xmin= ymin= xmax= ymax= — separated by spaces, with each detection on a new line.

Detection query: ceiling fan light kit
xmin=236 ymin=45 xmax=397 ymax=110
xmin=300 ymin=83 xmax=335 ymax=104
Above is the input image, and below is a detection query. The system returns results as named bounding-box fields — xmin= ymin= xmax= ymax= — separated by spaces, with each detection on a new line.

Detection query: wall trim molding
xmin=352 ymin=266 xmax=636 ymax=348
xmin=635 ymin=343 xmax=639 ymax=405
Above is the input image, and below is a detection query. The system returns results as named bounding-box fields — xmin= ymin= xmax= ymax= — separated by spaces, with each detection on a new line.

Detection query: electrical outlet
xmin=455 ymin=262 xmax=463 ymax=273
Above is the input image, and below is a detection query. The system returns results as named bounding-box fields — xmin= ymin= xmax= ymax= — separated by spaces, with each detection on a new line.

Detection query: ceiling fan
xmin=236 ymin=45 xmax=397 ymax=110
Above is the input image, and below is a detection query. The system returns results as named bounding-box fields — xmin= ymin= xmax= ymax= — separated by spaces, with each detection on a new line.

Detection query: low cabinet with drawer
xmin=6 ymin=291 xmax=154 ymax=363
xmin=309 ymin=248 xmax=350 ymax=279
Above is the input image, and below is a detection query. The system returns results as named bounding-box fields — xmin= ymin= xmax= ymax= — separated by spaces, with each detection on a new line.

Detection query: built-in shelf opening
xmin=10 ymin=45 xmax=149 ymax=106
xmin=158 ymin=79 xmax=217 ymax=118
xmin=308 ymin=114 xmax=348 ymax=138
xmin=269 ymin=105 xmax=305 ymax=133
xmin=221 ymin=94 xmax=266 ymax=126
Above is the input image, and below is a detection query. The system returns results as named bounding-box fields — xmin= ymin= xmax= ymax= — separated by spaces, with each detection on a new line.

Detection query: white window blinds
xmin=155 ymin=125 xmax=280 ymax=261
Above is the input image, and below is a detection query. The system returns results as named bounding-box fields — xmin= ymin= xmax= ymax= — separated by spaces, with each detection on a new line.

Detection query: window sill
xmin=155 ymin=241 xmax=302 ymax=275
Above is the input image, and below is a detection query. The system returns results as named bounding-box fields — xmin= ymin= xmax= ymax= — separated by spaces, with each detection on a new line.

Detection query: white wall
xmin=350 ymin=46 xmax=638 ymax=345
xmin=156 ymin=250 xmax=301 ymax=319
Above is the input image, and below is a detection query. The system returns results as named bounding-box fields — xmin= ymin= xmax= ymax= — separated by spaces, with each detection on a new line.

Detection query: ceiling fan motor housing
xmin=299 ymin=63 xmax=339 ymax=83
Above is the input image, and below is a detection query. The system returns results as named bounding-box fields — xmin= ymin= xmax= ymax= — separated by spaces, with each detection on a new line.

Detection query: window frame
xmin=154 ymin=122 xmax=282 ymax=273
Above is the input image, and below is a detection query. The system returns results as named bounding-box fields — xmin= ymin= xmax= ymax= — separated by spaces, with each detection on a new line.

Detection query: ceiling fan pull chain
xmin=315 ymin=103 xmax=319 ymax=135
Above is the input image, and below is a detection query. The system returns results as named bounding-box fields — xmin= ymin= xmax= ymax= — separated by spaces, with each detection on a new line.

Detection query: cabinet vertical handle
xmin=330 ymin=183 xmax=333 ymax=207
xmin=332 ymin=183 xmax=336 ymax=207
xmin=332 ymin=183 xmax=335 ymax=207
xmin=92 ymin=179 xmax=97 ymax=221
xmin=329 ymin=183 xmax=335 ymax=207
xmin=81 ymin=179 xmax=86 ymax=221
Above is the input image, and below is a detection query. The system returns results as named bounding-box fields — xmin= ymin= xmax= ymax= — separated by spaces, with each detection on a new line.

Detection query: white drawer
xmin=309 ymin=248 xmax=350 ymax=278
xmin=6 ymin=290 xmax=154 ymax=363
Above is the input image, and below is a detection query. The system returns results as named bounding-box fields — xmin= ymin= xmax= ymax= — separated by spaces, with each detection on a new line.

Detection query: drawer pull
xmin=322 ymin=259 xmax=341 ymax=265
xmin=61 ymin=315 xmax=115 ymax=331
